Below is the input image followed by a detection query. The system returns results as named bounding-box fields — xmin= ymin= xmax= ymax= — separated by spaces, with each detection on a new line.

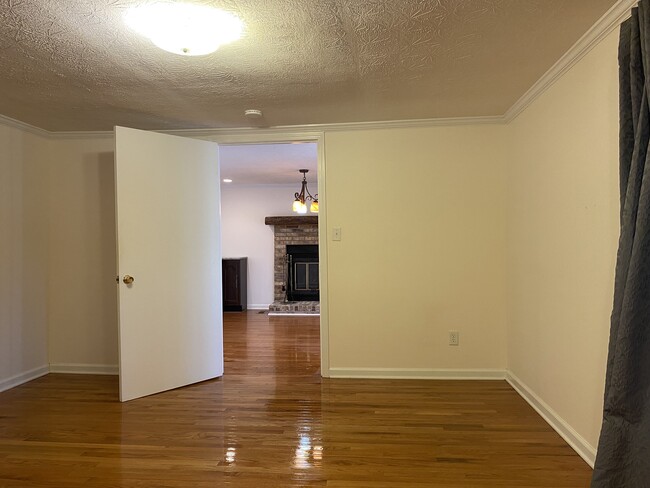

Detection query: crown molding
xmin=158 ymin=115 xmax=505 ymax=139
xmin=49 ymin=130 xmax=116 ymax=140
xmin=504 ymin=0 xmax=637 ymax=123
xmin=164 ymin=127 xmax=326 ymax=143
xmin=0 ymin=113 xmax=50 ymax=138
xmin=41 ymin=115 xmax=504 ymax=140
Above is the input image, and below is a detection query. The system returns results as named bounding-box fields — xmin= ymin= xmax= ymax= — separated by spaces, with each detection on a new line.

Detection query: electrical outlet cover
xmin=449 ymin=331 xmax=459 ymax=346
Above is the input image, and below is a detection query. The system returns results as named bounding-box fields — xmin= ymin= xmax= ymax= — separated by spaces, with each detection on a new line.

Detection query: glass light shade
xmin=124 ymin=3 xmax=243 ymax=56
xmin=293 ymin=199 xmax=303 ymax=212
xmin=310 ymin=201 xmax=319 ymax=213
xmin=296 ymin=202 xmax=308 ymax=214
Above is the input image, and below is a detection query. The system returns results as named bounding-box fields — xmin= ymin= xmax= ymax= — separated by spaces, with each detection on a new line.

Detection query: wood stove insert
xmin=286 ymin=244 xmax=319 ymax=302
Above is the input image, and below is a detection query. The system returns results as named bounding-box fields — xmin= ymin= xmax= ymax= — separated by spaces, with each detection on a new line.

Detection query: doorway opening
xmin=217 ymin=137 xmax=327 ymax=375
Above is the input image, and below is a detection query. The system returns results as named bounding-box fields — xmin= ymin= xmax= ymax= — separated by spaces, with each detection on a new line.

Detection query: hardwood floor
xmin=0 ymin=311 xmax=592 ymax=487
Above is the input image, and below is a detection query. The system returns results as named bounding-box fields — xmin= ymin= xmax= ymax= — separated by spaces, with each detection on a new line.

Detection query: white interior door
xmin=114 ymin=126 xmax=223 ymax=402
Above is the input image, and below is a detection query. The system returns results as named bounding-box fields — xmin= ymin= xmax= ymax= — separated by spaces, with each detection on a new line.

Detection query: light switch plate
xmin=332 ymin=227 xmax=342 ymax=241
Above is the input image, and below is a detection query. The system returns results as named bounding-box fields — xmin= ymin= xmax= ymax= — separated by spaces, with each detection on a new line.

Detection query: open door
xmin=114 ymin=126 xmax=223 ymax=402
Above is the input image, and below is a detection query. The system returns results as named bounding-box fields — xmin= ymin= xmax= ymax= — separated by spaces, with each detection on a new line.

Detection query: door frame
xmin=209 ymin=130 xmax=330 ymax=377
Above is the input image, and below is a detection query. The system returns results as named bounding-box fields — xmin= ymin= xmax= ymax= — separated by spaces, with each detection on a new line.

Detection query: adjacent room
xmin=219 ymin=142 xmax=321 ymax=314
xmin=1 ymin=0 xmax=648 ymax=486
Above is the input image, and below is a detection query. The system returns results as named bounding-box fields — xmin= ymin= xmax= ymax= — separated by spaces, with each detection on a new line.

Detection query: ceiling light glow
xmin=125 ymin=2 xmax=243 ymax=56
xmin=244 ymin=109 xmax=263 ymax=118
xmin=223 ymin=178 xmax=233 ymax=183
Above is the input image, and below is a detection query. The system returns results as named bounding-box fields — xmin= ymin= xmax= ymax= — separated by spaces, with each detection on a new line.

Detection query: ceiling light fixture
xmin=223 ymin=178 xmax=233 ymax=183
xmin=244 ymin=109 xmax=263 ymax=118
xmin=292 ymin=169 xmax=318 ymax=214
xmin=124 ymin=2 xmax=243 ymax=56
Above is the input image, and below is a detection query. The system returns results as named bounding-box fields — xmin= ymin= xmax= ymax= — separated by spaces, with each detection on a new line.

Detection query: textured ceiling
xmin=219 ymin=142 xmax=317 ymax=185
xmin=0 ymin=0 xmax=618 ymax=132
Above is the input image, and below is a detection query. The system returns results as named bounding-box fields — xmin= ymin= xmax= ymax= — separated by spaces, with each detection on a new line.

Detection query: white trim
xmin=0 ymin=365 xmax=49 ymax=393
xmin=316 ymin=133 xmax=330 ymax=377
xmin=268 ymin=312 xmax=320 ymax=317
xmin=42 ymin=116 xmax=503 ymax=140
xmin=4 ymin=116 xmax=503 ymax=141
xmin=160 ymin=116 xmax=503 ymax=137
xmin=505 ymin=371 xmax=596 ymax=468
xmin=504 ymin=0 xmax=637 ymax=122
xmin=0 ymin=113 xmax=50 ymax=138
xmin=329 ymin=367 xmax=506 ymax=380
xmin=49 ymin=363 xmax=119 ymax=375
xmin=50 ymin=130 xmax=115 ymax=140
xmin=210 ymin=130 xmax=325 ymax=145
xmin=247 ymin=304 xmax=270 ymax=310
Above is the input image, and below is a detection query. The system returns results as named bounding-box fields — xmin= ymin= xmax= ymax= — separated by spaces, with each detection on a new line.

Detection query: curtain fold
xmin=592 ymin=2 xmax=650 ymax=486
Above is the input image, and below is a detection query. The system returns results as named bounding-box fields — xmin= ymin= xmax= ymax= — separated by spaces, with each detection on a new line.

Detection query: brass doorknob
xmin=123 ymin=275 xmax=134 ymax=285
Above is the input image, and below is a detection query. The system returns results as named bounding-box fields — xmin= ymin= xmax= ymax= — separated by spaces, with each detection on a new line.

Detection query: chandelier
xmin=292 ymin=169 xmax=318 ymax=214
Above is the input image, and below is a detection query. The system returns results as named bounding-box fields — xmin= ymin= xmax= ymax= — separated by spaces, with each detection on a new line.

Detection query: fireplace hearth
xmin=266 ymin=216 xmax=320 ymax=314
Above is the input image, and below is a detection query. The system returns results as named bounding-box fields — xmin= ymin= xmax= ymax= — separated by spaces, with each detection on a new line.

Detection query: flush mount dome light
xmin=124 ymin=2 xmax=243 ymax=56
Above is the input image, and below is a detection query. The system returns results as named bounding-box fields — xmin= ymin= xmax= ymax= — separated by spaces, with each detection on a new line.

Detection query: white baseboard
xmin=505 ymin=371 xmax=596 ymax=467
xmin=0 ymin=365 xmax=50 ymax=393
xmin=49 ymin=363 xmax=119 ymax=375
xmin=268 ymin=312 xmax=320 ymax=317
xmin=247 ymin=304 xmax=270 ymax=310
xmin=328 ymin=367 xmax=594 ymax=466
xmin=329 ymin=367 xmax=506 ymax=380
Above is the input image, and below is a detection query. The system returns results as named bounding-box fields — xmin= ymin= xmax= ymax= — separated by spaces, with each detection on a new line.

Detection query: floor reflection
xmin=293 ymin=424 xmax=323 ymax=470
xmin=0 ymin=311 xmax=594 ymax=487
xmin=225 ymin=446 xmax=236 ymax=465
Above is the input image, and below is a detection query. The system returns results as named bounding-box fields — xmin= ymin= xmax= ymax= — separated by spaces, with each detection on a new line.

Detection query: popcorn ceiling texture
xmin=0 ymin=0 xmax=616 ymax=131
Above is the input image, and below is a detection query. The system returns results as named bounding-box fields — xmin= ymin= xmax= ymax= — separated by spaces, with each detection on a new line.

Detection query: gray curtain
xmin=591 ymin=3 xmax=650 ymax=486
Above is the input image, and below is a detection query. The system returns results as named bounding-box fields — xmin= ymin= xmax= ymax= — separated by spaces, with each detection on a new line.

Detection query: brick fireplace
xmin=265 ymin=216 xmax=319 ymax=314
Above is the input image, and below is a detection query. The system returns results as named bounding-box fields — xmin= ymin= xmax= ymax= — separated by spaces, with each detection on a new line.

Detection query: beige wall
xmin=46 ymin=137 xmax=118 ymax=369
xmin=0 ymin=123 xmax=49 ymax=387
xmin=506 ymin=29 xmax=620 ymax=450
xmin=0 ymin=128 xmax=118 ymax=376
xmin=325 ymin=125 xmax=508 ymax=371
xmin=221 ymin=184 xmax=297 ymax=308
xmin=36 ymin=125 xmax=509 ymax=375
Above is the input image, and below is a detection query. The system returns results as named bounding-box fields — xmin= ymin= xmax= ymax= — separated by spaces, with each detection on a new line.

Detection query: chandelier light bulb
xmin=292 ymin=169 xmax=318 ymax=214
xmin=124 ymin=3 xmax=243 ymax=56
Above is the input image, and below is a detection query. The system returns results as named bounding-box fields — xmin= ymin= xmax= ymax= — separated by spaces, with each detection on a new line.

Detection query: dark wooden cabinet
xmin=222 ymin=258 xmax=247 ymax=311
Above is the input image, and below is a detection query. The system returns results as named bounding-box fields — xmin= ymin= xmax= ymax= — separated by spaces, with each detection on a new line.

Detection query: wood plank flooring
xmin=0 ymin=311 xmax=592 ymax=487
